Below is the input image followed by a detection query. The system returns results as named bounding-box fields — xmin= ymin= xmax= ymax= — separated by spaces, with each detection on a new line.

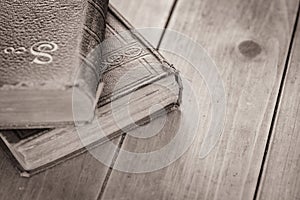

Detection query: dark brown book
xmin=0 ymin=0 xmax=109 ymax=129
xmin=0 ymin=6 xmax=182 ymax=177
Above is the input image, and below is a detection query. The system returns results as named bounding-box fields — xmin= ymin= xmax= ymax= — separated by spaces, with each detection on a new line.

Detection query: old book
xmin=0 ymin=6 xmax=182 ymax=177
xmin=0 ymin=0 xmax=109 ymax=129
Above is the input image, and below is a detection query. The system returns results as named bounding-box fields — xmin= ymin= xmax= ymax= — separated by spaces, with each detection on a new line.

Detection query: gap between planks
xmin=254 ymin=1 xmax=300 ymax=199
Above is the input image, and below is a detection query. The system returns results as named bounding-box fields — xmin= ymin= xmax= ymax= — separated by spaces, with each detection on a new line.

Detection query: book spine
xmin=76 ymin=0 xmax=109 ymax=107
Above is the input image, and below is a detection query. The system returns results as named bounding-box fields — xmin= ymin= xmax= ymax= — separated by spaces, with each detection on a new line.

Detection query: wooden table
xmin=1 ymin=0 xmax=300 ymax=199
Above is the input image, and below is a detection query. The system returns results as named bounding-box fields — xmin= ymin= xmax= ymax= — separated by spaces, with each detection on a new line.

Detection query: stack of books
xmin=0 ymin=0 xmax=182 ymax=177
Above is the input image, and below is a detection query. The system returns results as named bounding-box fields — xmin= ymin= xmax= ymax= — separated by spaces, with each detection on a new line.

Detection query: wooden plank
xmin=110 ymin=0 xmax=175 ymax=46
xmin=101 ymin=0 xmax=300 ymax=200
xmin=257 ymin=13 xmax=300 ymax=200
xmin=0 ymin=138 xmax=120 ymax=200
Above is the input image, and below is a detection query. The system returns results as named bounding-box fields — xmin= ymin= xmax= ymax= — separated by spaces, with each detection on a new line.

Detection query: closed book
xmin=0 ymin=6 xmax=182 ymax=177
xmin=0 ymin=0 xmax=109 ymax=129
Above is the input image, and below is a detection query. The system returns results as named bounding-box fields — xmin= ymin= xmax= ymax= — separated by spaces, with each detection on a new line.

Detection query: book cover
xmin=0 ymin=0 xmax=109 ymax=129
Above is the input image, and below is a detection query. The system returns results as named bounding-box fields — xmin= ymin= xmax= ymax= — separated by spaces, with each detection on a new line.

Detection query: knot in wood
xmin=238 ymin=40 xmax=262 ymax=58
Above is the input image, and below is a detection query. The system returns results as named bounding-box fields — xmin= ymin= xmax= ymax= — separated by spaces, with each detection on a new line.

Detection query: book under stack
xmin=0 ymin=0 xmax=182 ymax=177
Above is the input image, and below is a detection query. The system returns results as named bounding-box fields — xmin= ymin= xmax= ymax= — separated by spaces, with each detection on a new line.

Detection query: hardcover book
xmin=0 ymin=6 xmax=182 ymax=177
xmin=0 ymin=0 xmax=109 ymax=129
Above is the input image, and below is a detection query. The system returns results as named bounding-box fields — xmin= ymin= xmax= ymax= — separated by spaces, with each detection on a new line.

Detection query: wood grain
xmin=0 ymin=138 xmax=120 ymax=200
xmin=257 ymin=14 xmax=300 ymax=200
xmin=101 ymin=0 xmax=300 ymax=199
xmin=110 ymin=0 xmax=175 ymax=46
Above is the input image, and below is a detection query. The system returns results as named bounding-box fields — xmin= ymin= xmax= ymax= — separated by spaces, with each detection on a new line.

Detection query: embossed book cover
xmin=0 ymin=0 xmax=109 ymax=129
xmin=0 ymin=7 xmax=182 ymax=176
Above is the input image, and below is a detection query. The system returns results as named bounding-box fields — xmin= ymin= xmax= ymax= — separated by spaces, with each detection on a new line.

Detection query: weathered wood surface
xmin=110 ymin=0 xmax=174 ymax=29
xmin=257 ymin=15 xmax=300 ymax=200
xmin=110 ymin=0 xmax=176 ymax=46
xmin=101 ymin=0 xmax=300 ymax=200
xmin=0 ymin=138 xmax=120 ymax=200
xmin=1 ymin=1 xmax=300 ymax=200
